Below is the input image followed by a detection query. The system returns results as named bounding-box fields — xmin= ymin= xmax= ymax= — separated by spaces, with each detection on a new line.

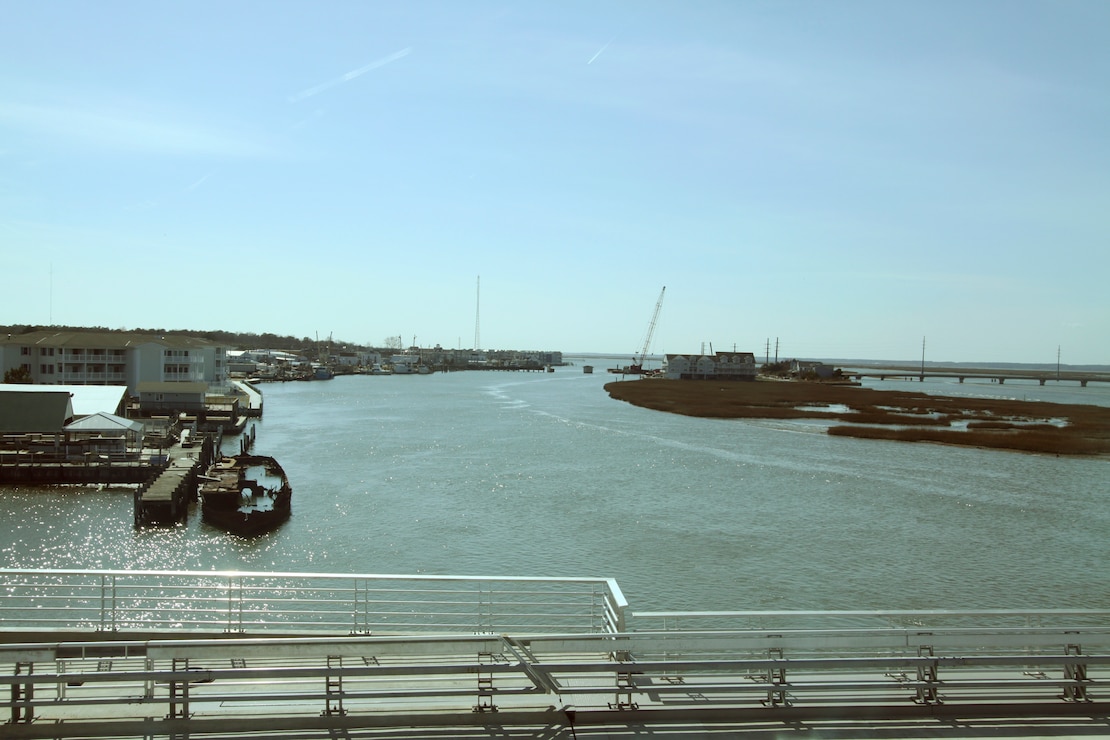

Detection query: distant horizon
xmin=5 ymin=324 xmax=1107 ymax=371
xmin=566 ymin=351 xmax=1110 ymax=372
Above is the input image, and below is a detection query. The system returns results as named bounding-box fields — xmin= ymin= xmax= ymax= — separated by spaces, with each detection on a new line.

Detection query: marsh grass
xmin=605 ymin=379 xmax=1110 ymax=455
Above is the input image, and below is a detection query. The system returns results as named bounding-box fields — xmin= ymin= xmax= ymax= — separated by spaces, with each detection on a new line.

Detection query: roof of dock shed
xmin=4 ymin=384 xmax=127 ymax=416
xmin=0 ymin=390 xmax=74 ymax=433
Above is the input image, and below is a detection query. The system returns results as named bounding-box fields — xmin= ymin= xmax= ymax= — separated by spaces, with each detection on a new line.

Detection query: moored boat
xmin=199 ymin=455 xmax=292 ymax=536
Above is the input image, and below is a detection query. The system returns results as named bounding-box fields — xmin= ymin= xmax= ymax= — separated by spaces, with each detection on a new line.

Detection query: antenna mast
xmin=474 ymin=276 xmax=481 ymax=351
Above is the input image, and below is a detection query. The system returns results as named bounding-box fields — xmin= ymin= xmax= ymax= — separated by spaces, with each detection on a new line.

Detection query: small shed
xmin=137 ymin=382 xmax=208 ymax=415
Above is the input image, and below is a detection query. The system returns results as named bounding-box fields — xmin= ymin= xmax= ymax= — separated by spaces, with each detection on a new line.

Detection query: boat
xmin=390 ymin=354 xmax=419 ymax=374
xmin=198 ymin=455 xmax=292 ymax=536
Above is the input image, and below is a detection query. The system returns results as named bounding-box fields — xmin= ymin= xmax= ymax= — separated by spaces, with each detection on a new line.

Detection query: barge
xmin=198 ymin=455 xmax=292 ymax=536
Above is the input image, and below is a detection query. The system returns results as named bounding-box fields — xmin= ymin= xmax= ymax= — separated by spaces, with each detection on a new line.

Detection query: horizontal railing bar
xmin=5 ymin=646 xmax=1106 ymax=676
xmin=3 ymin=660 xmax=1103 ymax=689
xmin=633 ymin=609 xmax=1110 ymax=618
xmin=0 ymin=567 xmax=619 ymax=585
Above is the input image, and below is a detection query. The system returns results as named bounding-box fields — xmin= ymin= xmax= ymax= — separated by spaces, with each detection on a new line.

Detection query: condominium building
xmin=0 ymin=330 xmax=229 ymax=394
xmin=664 ymin=352 xmax=758 ymax=380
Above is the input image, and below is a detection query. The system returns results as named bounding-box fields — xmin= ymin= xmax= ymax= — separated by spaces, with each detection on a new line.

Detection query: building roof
xmin=65 ymin=412 xmax=144 ymax=434
xmin=0 ymin=390 xmax=74 ymax=433
xmin=136 ymin=381 xmax=209 ymax=395
xmin=0 ymin=330 xmax=221 ymax=350
xmin=0 ymin=385 xmax=127 ymax=416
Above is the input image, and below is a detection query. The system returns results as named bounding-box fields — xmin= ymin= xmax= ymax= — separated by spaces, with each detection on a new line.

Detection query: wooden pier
xmin=132 ymin=436 xmax=216 ymax=527
xmin=0 ymin=456 xmax=154 ymax=485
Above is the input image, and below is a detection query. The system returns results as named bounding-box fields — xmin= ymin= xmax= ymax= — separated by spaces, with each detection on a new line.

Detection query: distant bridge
xmin=851 ymin=368 xmax=1110 ymax=387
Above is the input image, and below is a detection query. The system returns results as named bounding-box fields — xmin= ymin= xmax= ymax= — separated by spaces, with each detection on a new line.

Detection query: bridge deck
xmin=3 ymin=571 xmax=1107 ymax=737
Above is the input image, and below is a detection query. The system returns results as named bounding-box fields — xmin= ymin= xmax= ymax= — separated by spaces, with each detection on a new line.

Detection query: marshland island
xmin=604 ymin=377 xmax=1110 ymax=456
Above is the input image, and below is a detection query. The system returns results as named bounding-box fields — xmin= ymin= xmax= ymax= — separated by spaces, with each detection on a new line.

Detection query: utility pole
xmin=765 ymin=338 xmax=770 ymax=364
xmin=774 ymin=338 xmax=779 ymax=364
xmin=1057 ymin=346 xmax=1061 ymax=382
xmin=920 ymin=336 xmax=926 ymax=382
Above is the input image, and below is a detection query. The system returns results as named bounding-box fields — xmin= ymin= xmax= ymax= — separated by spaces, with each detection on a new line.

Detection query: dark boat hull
xmin=199 ymin=455 xmax=292 ymax=537
xmin=201 ymin=501 xmax=290 ymax=536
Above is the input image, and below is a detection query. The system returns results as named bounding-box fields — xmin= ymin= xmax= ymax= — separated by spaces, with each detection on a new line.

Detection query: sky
xmin=2 ymin=1 xmax=1108 ymax=365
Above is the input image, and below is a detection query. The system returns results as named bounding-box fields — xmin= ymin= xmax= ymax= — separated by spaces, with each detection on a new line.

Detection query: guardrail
xmin=631 ymin=608 xmax=1110 ymax=632
xmin=2 ymin=621 xmax=1107 ymax=736
xmin=0 ymin=569 xmax=628 ymax=636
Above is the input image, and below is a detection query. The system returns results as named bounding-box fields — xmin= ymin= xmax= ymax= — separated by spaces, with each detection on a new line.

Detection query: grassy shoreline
xmin=604 ymin=379 xmax=1110 ymax=455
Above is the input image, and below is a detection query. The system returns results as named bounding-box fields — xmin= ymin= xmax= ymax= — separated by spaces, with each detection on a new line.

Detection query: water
xmin=2 ymin=360 xmax=1108 ymax=613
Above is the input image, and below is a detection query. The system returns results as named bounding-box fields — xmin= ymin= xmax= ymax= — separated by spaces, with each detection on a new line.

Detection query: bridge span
xmin=852 ymin=369 xmax=1110 ymax=387
xmin=2 ymin=569 xmax=1108 ymax=737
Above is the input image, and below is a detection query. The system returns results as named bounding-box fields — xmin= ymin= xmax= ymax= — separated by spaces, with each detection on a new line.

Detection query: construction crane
xmin=608 ymin=286 xmax=665 ymax=375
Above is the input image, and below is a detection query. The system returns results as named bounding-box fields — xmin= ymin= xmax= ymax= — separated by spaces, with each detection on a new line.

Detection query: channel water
xmin=2 ymin=360 xmax=1108 ymax=613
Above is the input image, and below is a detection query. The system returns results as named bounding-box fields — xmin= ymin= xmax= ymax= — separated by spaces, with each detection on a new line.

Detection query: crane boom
xmin=635 ymin=286 xmax=666 ymax=368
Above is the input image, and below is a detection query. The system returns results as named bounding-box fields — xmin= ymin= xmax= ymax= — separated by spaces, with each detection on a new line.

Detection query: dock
xmin=132 ymin=435 xmax=217 ymax=527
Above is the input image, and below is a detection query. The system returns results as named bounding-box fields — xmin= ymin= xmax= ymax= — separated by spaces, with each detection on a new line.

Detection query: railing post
xmin=605 ymin=579 xmax=627 ymax=633
xmin=144 ymin=657 xmax=155 ymax=699
xmin=10 ymin=661 xmax=34 ymax=724
xmin=609 ymin=656 xmax=638 ymax=711
xmin=765 ymin=647 xmax=788 ymax=706
xmin=350 ymin=578 xmax=360 ymax=635
xmin=167 ymin=658 xmax=189 ymax=719
xmin=323 ymin=655 xmax=347 ymax=717
xmin=915 ymin=645 xmax=941 ymax=705
xmin=98 ymin=573 xmax=118 ymax=632
xmin=225 ymin=576 xmax=243 ymax=633
xmin=99 ymin=573 xmax=107 ymax=631
xmin=474 ymin=652 xmax=498 ymax=712
xmin=1063 ymin=643 xmax=1089 ymax=702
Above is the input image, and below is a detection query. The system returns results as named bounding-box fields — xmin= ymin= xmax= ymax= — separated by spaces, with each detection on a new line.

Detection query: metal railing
xmin=0 ymin=569 xmax=628 ymax=636
xmin=1 ymin=621 xmax=1107 ymax=735
xmin=631 ymin=608 xmax=1110 ymax=632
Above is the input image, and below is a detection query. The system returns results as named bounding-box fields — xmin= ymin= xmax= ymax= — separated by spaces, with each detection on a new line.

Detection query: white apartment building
xmin=0 ymin=330 xmax=229 ymax=394
xmin=664 ymin=352 xmax=758 ymax=380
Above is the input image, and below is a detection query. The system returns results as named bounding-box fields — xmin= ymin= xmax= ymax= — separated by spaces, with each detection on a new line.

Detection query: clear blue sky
xmin=3 ymin=1 xmax=1108 ymax=364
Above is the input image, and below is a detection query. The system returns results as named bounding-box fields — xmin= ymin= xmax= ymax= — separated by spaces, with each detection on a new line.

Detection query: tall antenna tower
xmin=474 ymin=275 xmax=481 ymax=351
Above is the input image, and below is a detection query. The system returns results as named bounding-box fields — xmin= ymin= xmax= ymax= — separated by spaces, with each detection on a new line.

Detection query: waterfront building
xmin=664 ymin=351 xmax=757 ymax=380
xmin=0 ymin=389 xmax=74 ymax=434
xmin=0 ymin=383 xmax=128 ymax=416
xmin=0 ymin=330 xmax=229 ymax=394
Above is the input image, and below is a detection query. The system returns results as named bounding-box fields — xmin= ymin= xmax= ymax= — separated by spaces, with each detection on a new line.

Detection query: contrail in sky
xmin=289 ymin=48 xmax=411 ymax=103
xmin=185 ymin=172 xmax=213 ymax=191
xmin=588 ymin=38 xmax=613 ymax=64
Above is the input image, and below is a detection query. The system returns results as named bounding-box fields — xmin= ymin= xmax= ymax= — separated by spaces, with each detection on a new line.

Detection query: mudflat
xmin=604 ymin=379 xmax=1110 ymax=455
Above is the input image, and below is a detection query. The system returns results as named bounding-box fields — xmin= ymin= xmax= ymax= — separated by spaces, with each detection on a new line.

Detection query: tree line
xmin=0 ymin=324 xmax=356 ymax=353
